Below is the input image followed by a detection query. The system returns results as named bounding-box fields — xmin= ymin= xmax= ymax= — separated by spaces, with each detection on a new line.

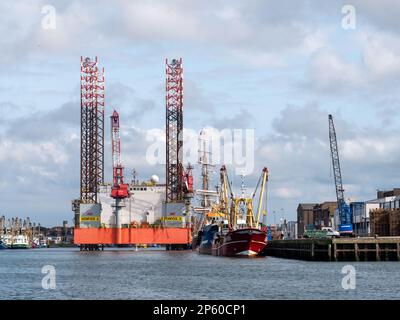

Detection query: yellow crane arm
xmin=256 ymin=167 xmax=269 ymax=228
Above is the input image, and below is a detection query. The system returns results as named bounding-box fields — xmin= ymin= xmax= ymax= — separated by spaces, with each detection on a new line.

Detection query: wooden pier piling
xmin=264 ymin=237 xmax=400 ymax=262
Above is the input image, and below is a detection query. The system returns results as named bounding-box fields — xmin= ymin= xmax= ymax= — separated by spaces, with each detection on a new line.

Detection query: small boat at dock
xmin=10 ymin=235 xmax=31 ymax=249
xmin=0 ymin=240 xmax=7 ymax=250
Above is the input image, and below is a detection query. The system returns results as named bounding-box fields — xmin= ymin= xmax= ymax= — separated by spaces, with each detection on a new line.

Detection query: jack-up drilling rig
xmin=73 ymin=58 xmax=193 ymax=248
xmin=110 ymin=110 xmax=129 ymax=229
xmin=328 ymin=114 xmax=353 ymax=236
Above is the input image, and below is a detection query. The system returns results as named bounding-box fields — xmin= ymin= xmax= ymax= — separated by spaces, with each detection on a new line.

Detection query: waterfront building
xmin=297 ymin=203 xmax=317 ymax=237
xmin=313 ymin=202 xmax=337 ymax=229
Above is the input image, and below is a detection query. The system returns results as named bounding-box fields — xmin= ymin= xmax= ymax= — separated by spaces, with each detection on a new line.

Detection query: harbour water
xmin=0 ymin=248 xmax=399 ymax=300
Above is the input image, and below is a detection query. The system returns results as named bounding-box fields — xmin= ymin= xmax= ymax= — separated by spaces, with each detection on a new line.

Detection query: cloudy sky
xmin=1 ymin=0 xmax=400 ymax=226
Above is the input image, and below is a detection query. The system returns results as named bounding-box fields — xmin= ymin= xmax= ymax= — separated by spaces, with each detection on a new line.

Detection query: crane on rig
xmin=328 ymin=114 xmax=353 ymax=236
xmin=110 ymin=110 xmax=129 ymax=228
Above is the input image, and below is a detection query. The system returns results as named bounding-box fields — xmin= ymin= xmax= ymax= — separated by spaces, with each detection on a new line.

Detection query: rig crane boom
xmin=328 ymin=114 xmax=353 ymax=235
xmin=110 ymin=110 xmax=129 ymax=199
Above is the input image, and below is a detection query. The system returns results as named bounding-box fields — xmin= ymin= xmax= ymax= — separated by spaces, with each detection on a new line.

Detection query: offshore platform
xmin=72 ymin=57 xmax=193 ymax=250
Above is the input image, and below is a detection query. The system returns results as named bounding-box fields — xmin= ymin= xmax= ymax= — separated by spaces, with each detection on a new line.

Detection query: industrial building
xmin=313 ymin=202 xmax=337 ymax=229
xmin=297 ymin=202 xmax=336 ymax=237
xmin=286 ymin=221 xmax=298 ymax=239
xmin=297 ymin=203 xmax=317 ymax=237
xmin=350 ymin=201 xmax=380 ymax=236
xmin=297 ymin=188 xmax=400 ymax=237
xmin=377 ymin=188 xmax=400 ymax=199
xmin=349 ymin=188 xmax=400 ymax=237
xmin=46 ymin=221 xmax=74 ymax=245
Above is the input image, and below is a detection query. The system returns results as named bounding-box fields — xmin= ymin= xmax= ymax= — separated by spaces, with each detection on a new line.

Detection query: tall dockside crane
xmin=328 ymin=114 xmax=353 ymax=236
xmin=110 ymin=110 xmax=129 ymax=228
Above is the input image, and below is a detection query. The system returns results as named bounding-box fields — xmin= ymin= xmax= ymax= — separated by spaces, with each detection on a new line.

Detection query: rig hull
xmin=74 ymin=227 xmax=191 ymax=245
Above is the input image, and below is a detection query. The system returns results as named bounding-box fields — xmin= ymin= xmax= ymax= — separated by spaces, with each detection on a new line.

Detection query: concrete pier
xmin=264 ymin=237 xmax=400 ymax=261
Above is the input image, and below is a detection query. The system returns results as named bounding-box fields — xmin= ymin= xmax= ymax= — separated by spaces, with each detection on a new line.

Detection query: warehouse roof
xmin=297 ymin=203 xmax=318 ymax=210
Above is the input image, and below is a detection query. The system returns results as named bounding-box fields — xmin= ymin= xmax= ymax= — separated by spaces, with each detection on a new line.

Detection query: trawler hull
xmin=212 ymin=228 xmax=267 ymax=257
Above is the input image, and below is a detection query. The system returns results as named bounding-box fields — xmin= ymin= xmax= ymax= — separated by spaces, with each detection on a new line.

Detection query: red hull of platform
xmin=74 ymin=227 xmax=192 ymax=245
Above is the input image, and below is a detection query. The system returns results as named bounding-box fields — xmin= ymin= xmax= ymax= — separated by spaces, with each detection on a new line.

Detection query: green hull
xmin=10 ymin=244 xmax=31 ymax=249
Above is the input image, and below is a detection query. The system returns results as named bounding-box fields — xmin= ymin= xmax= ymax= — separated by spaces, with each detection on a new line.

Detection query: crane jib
xmin=328 ymin=115 xmax=353 ymax=235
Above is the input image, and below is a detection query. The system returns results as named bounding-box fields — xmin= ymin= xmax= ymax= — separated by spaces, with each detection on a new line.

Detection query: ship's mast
xmin=198 ymin=129 xmax=215 ymax=208
xmin=0 ymin=215 xmax=4 ymax=238
xmin=193 ymin=129 xmax=218 ymax=232
xmin=240 ymin=173 xmax=246 ymax=198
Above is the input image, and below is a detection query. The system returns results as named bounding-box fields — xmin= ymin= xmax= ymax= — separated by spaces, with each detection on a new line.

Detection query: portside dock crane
xmin=328 ymin=114 xmax=353 ymax=236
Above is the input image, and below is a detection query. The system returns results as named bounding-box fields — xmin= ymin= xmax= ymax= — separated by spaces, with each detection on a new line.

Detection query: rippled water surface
xmin=0 ymin=248 xmax=399 ymax=299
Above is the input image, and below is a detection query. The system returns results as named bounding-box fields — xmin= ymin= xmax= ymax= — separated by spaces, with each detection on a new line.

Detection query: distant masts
xmin=131 ymin=168 xmax=138 ymax=185
xmin=198 ymin=128 xmax=215 ymax=208
xmin=240 ymin=173 xmax=247 ymax=198
xmin=0 ymin=215 xmax=5 ymax=237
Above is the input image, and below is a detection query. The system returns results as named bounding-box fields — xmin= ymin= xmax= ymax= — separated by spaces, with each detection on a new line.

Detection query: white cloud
xmin=342 ymin=137 xmax=399 ymax=164
xmin=363 ymin=34 xmax=400 ymax=78
xmin=0 ymin=0 xmax=335 ymax=69
xmin=273 ymin=187 xmax=302 ymax=199
xmin=305 ymin=49 xmax=365 ymax=93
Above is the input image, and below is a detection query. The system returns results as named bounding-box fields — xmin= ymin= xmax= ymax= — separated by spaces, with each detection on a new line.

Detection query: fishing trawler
xmin=212 ymin=223 xmax=268 ymax=257
xmin=0 ymin=217 xmax=39 ymax=249
xmin=11 ymin=234 xmax=31 ymax=249
xmin=1 ymin=235 xmax=12 ymax=249
xmin=0 ymin=240 xmax=7 ymax=249
xmin=198 ymin=166 xmax=269 ymax=257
